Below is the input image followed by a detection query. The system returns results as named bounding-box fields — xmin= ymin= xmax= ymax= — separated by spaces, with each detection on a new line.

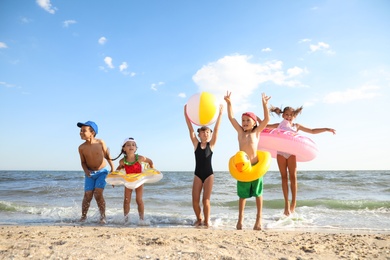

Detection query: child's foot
xmin=253 ymin=220 xmax=262 ymax=231
xmin=203 ymin=221 xmax=211 ymax=228
xmin=99 ymin=217 xmax=106 ymax=224
xmin=124 ymin=215 xmax=129 ymax=223
xmin=290 ymin=204 xmax=296 ymax=214
xmin=193 ymin=219 xmax=202 ymax=227
xmin=236 ymin=221 xmax=243 ymax=230
xmin=138 ymin=219 xmax=150 ymax=226
xmin=79 ymin=216 xmax=86 ymax=222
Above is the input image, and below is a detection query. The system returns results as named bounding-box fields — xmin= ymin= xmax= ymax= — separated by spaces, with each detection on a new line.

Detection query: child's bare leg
xmin=192 ymin=177 xmax=203 ymax=226
xmin=277 ymin=155 xmax=291 ymax=216
xmin=202 ymin=175 xmax=214 ymax=227
xmin=80 ymin=191 xmax=93 ymax=222
xmin=135 ymin=185 xmax=144 ymax=220
xmin=287 ymin=156 xmax=298 ymax=214
xmin=254 ymin=196 xmax=263 ymax=230
xmin=123 ymin=188 xmax=132 ymax=222
xmin=94 ymin=188 xmax=106 ymax=224
xmin=236 ymin=198 xmax=246 ymax=230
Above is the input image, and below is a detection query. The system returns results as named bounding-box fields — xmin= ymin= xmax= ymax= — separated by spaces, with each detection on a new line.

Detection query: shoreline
xmin=1 ymin=225 xmax=389 ymax=259
xmin=2 ymin=222 xmax=390 ymax=234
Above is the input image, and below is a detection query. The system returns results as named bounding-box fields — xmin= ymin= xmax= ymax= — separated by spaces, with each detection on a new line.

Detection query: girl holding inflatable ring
xmin=267 ymin=105 xmax=336 ymax=217
xmin=111 ymin=138 xmax=154 ymax=223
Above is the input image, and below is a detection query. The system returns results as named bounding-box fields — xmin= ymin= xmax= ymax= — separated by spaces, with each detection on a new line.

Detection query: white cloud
xmin=151 ymin=82 xmax=164 ymax=91
xmin=104 ymin=56 xmax=114 ymax=69
xmin=36 ymin=0 xmax=57 ymax=14
xmin=0 ymin=82 xmax=15 ymax=88
xmin=303 ymin=100 xmax=316 ymax=107
xmin=361 ymin=67 xmax=390 ymax=83
xmin=299 ymin=38 xmax=311 ymax=43
xmin=63 ymin=20 xmax=77 ymax=28
xmin=20 ymin=17 xmax=32 ymax=24
xmin=119 ymin=62 xmax=128 ymax=72
xmin=192 ymin=54 xmax=307 ymax=109
xmin=100 ymin=59 xmax=135 ymax=76
xmin=287 ymin=66 xmax=308 ymax=77
xmin=309 ymin=41 xmax=335 ymax=55
xmin=98 ymin=37 xmax=107 ymax=45
xmin=178 ymin=93 xmax=186 ymax=98
xmin=310 ymin=42 xmax=329 ymax=52
xmin=0 ymin=42 xmax=8 ymax=48
xmin=261 ymin=47 xmax=272 ymax=52
xmin=119 ymin=62 xmax=136 ymax=76
xmin=323 ymin=85 xmax=380 ymax=103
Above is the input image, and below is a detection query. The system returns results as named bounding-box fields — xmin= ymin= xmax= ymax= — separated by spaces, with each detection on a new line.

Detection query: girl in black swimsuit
xmin=194 ymin=142 xmax=213 ymax=183
xmin=184 ymin=104 xmax=223 ymax=227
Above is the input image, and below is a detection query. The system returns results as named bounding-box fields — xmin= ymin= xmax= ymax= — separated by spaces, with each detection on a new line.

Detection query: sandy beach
xmin=0 ymin=225 xmax=389 ymax=259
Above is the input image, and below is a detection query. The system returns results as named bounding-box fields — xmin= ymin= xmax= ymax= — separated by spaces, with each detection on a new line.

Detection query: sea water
xmin=0 ymin=170 xmax=389 ymax=232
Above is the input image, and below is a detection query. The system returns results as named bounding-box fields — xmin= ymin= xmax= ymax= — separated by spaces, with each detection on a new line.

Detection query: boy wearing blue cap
xmin=77 ymin=121 xmax=114 ymax=224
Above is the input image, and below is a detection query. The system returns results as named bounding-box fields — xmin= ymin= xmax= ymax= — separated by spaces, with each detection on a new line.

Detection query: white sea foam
xmin=0 ymin=170 xmax=389 ymax=231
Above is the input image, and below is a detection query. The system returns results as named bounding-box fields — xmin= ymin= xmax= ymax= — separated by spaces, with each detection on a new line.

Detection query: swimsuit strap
xmin=124 ymin=154 xmax=139 ymax=166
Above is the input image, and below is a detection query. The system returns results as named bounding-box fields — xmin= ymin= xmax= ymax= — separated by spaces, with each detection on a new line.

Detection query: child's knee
xmin=84 ymin=191 xmax=93 ymax=200
xmin=136 ymin=198 xmax=143 ymax=205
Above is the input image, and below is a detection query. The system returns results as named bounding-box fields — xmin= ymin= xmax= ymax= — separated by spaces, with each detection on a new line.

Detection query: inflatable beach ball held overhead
xmin=186 ymin=92 xmax=219 ymax=126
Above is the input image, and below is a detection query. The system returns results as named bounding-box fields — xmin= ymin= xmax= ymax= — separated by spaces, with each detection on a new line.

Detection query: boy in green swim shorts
xmin=224 ymin=91 xmax=270 ymax=230
xmin=237 ymin=176 xmax=263 ymax=199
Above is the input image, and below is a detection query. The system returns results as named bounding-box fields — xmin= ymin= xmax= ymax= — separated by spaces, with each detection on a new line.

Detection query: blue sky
xmin=1 ymin=0 xmax=389 ymax=171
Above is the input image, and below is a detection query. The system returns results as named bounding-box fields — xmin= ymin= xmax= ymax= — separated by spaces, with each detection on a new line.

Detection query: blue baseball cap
xmin=77 ymin=121 xmax=98 ymax=134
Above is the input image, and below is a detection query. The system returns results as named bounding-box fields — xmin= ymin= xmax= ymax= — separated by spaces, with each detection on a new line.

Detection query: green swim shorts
xmin=237 ymin=177 xmax=263 ymax=199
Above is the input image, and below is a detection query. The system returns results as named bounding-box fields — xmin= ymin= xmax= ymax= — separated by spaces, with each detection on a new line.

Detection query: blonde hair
xmin=270 ymin=105 xmax=303 ymax=118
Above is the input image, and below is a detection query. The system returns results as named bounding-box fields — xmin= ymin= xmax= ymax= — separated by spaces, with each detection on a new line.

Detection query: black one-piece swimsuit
xmin=194 ymin=142 xmax=213 ymax=183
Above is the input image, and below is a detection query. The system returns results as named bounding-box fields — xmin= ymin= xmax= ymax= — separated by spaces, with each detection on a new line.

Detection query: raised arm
xmin=256 ymin=93 xmax=271 ymax=133
xmin=184 ymin=105 xmax=199 ymax=148
xmin=209 ymin=104 xmax=223 ymax=148
xmin=224 ymin=91 xmax=243 ymax=133
xmin=297 ymin=124 xmax=336 ymax=135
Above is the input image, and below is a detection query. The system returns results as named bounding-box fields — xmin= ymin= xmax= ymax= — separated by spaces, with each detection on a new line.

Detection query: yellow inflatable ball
xmin=186 ymin=92 xmax=219 ymax=126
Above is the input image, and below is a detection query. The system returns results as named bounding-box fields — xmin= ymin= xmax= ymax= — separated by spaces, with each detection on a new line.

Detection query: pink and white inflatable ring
xmin=258 ymin=128 xmax=318 ymax=162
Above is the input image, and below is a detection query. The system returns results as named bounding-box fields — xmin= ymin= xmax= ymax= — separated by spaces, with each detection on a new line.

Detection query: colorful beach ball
xmin=186 ymin=92 xmax=219 ymax=126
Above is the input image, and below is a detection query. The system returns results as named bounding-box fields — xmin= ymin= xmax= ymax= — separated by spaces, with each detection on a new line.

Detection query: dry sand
xmin=0 ymin=225 xmax=389 ymax=259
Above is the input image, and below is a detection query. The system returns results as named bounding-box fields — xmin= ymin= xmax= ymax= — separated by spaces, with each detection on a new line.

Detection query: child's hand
xmin=218 ymin=104 xmax=223 ymax=114
xmin=224 ymin=91 xmax=232 ymax=104
xmin=328 ymin=128 xmax=336 ymax=135
xmin=262 ymin=93 xmax=271 ymax=105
